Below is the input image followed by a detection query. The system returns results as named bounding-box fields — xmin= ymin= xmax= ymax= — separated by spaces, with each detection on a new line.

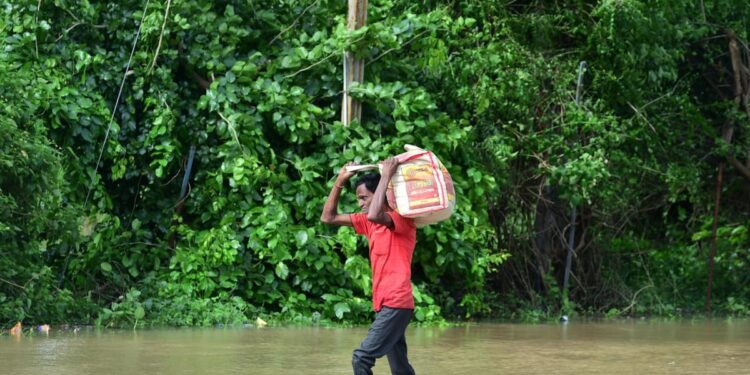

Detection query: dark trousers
xmin=352 ymin=306 xmax=416 ymax=375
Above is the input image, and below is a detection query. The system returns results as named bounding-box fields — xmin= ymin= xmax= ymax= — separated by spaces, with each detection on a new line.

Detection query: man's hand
xmin=381 ymin=157 xmax=400 ymax=178
xmin=337 ymin=162 xmax=357 ymax=183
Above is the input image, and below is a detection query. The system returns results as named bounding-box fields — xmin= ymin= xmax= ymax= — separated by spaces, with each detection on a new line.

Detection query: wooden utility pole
xmin=342 ymin=0 xmax=367 ymax=126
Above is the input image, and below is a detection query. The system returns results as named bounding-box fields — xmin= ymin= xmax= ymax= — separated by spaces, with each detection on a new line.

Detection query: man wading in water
xmin=321 ymin=157 xmax=417 ymax=375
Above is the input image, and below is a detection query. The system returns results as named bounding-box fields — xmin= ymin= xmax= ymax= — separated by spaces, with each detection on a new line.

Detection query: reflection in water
xmin=1 ymin=320 xmax=749 ymax=374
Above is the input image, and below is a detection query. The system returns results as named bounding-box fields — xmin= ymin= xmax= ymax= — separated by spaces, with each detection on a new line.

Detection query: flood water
xmin=2 ymin=320 xmax=749 ymax=374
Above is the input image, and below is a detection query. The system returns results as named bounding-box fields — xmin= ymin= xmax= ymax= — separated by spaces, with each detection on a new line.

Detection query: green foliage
xmin=0 ymin=15 xmax=93 ymax=323
xmin=2 ymin=0 xmax=750 ymax=326
xmin=2 ymin=0 xmax=500 ymax=325
xmin=96 ymin=288 xmax=146 ymax=328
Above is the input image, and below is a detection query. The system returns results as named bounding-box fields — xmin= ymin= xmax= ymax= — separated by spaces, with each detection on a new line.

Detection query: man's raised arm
xmin=320 ymin=163 xmax=355 ymax=226
xmin=367 ymin=157 xmax=398 ymax=230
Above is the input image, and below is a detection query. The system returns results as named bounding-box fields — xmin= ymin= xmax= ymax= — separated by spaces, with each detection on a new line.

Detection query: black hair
xmin=354 ymin=172 xmax=381 ymax=193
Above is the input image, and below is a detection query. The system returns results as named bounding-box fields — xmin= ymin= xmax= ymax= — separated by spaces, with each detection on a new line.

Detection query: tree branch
xmin=0 ymin=277 xmax=26 ymax=290
xmin=149 ymin=0 xmax=172 ymax=74
xmin=269 ymin=0 xmax=320 ymax=46
xmin=366 ymin=29 xmax=430 ymax=67
xmin=727 ymin=156 xmax=750 ymax=181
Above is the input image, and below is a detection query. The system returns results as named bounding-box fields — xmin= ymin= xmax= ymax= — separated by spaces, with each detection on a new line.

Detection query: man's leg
xmin=386 ymin=333 xmax=416 ymax=375
xmin=352 ymin=307 xmax=413 ymax=375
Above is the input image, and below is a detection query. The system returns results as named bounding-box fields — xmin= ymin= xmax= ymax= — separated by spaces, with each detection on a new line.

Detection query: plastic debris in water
xmin=38 ymin=325 xmax=50 ymax=334
xmin=255 ymin=317 xmax=268 ymax=328
xmin=10 ymin=322 xmax=22 ymax=336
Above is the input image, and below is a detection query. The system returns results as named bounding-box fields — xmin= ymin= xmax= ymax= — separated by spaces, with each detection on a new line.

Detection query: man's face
xmin=355 ymin=184 xmax=374 ymax=213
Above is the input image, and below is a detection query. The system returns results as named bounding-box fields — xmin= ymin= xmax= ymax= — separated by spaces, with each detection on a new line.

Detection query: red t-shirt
xmin=351 ymin=212 xmax=417 ymax=312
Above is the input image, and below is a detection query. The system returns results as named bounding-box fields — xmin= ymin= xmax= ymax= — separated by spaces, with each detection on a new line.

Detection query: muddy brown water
xmin=2 ymin=320 xmax=749 ymax=374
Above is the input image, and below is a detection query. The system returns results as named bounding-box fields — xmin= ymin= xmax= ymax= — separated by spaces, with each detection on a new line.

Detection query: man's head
xmin=354 ymin=173 xmax=380 ymax=213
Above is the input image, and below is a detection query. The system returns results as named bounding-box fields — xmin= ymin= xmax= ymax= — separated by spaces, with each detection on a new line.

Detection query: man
xmin=320 ymin=157 xmax=417 ymax=375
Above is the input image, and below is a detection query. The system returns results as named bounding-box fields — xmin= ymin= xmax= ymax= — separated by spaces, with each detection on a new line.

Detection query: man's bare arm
xmin=367 ymin=157 xmax=398 ymax=230
xmin=320 ymin=163 xmax=356 ymax=227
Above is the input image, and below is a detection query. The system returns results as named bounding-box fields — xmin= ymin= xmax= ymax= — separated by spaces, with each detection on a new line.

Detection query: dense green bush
xmin=2 ymin=0 xmax=749 ymax=326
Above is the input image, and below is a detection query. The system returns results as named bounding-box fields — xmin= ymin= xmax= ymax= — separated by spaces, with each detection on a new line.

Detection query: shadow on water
xmin=2 ymin=319 xmax=749 ymax=374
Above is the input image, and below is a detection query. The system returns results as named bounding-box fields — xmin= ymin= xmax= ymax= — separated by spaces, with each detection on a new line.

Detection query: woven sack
xmin=346 ymin=145 xmax=455 ymax=227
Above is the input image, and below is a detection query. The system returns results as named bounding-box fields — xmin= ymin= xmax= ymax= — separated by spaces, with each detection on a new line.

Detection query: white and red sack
xmin=346 ymin=145 xmax=456 ymax=227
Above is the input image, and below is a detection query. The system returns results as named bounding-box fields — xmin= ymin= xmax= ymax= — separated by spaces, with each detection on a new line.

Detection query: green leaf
xmin=275 ymin=262 xmax=289 ymax=280
xmin=77 ymin=97 xmax=93 ymax=109
xmin=395 ymin=120 xmax=412 ymax=133
xmin=134 ymin=306 xmax=145 ymax=320
xmin=414 ymin=309 xmax=425 ymax=321
xmin=101 ymin=262 xmax=112 ymax=272
xmin=295 ymin=230 xmax=308 ymax=246
xmin=334 ymin=302 xmax=350 ymax=319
